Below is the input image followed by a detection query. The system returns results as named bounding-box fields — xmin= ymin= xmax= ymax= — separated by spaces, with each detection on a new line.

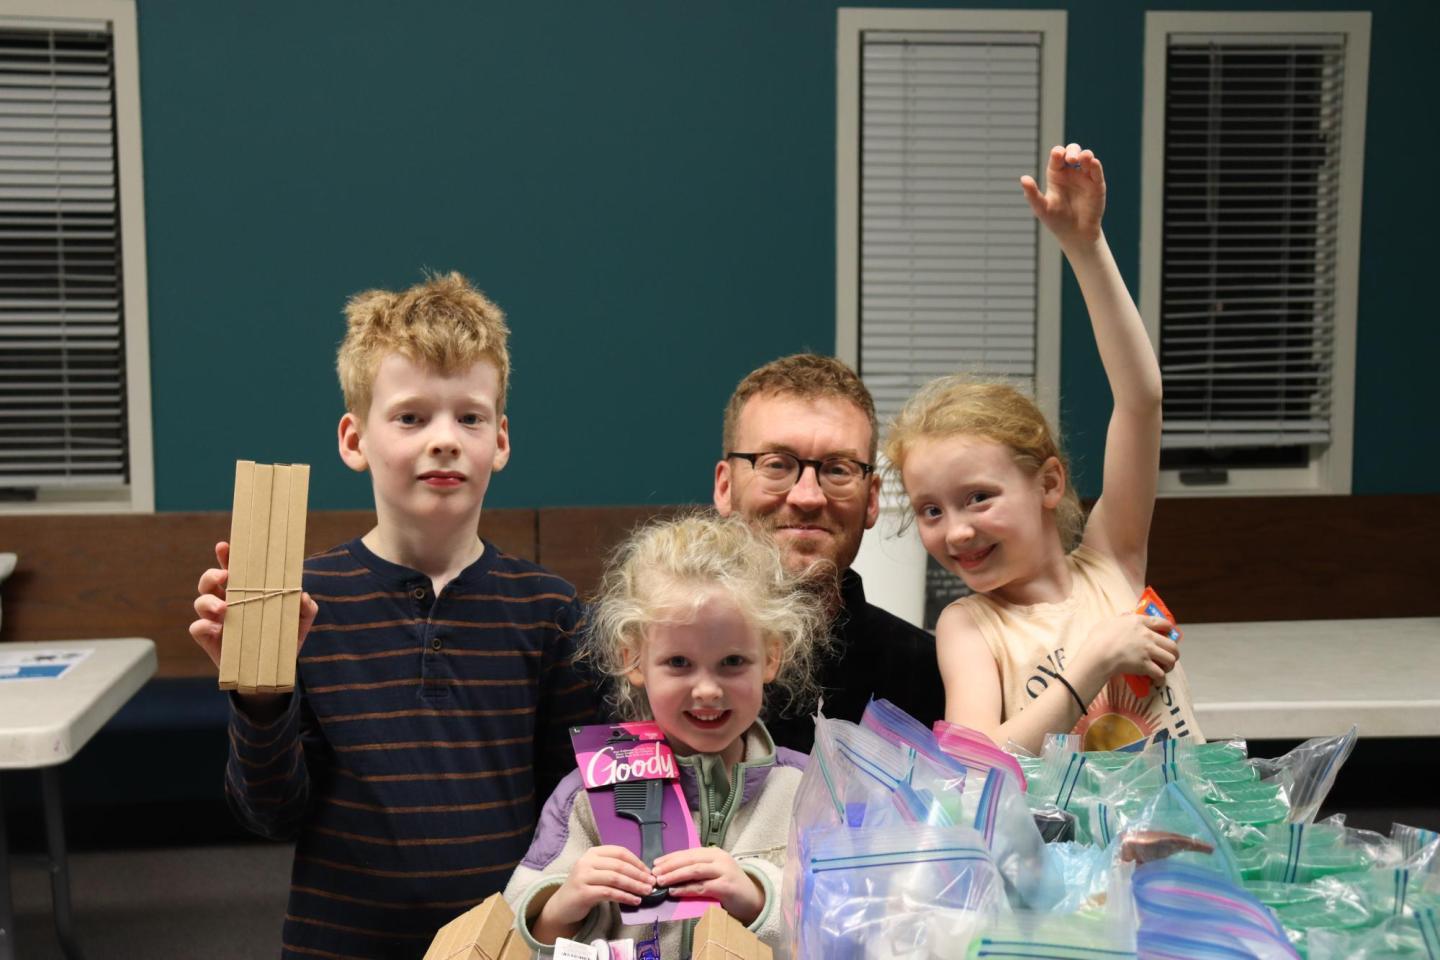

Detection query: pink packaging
xmin=569 ymin=722 xmax=717 ymax=924
xmin=933 ymin=718 xmax=1028 ymax=790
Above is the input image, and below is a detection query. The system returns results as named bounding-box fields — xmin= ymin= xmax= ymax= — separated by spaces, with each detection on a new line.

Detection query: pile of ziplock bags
xmin=785 ymin=700 xmax=1440 ymax=959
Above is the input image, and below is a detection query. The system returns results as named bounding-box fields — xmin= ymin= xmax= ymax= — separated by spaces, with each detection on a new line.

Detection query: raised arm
xmin=1021 ymin=144 xmax=1162 ymax=588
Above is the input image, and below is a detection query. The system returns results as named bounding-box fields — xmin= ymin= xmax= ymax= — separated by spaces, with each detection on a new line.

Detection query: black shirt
xmin=765 ymin=568 xmax=946 ymax=754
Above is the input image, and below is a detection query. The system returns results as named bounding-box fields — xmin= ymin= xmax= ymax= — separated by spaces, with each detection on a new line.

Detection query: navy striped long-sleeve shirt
xmin=225 ymin=537 xmax=600 ymax=959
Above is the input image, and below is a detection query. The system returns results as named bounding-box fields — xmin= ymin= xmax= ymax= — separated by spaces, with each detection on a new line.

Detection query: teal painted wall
xmin=136 ymin=0 xmax=1438 ymax=510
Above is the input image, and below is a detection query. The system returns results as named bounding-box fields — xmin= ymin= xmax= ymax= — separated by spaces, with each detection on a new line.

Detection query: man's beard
xmin=761 ymin=514 xmax=847 ymax=587
xmin=778 ymin=549 xmax=842 ymax=615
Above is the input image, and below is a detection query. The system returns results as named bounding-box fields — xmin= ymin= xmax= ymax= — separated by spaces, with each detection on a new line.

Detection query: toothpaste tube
xmin=1125 ymin=586 xmax=1181 ymax=699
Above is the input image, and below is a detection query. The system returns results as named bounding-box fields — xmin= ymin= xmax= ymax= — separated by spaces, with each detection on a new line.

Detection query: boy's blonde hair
xmin=336 ymin=272 xmax=511 ymax=417
xmin=582 ymin=511 xmax=831 ymax=723
xmin=883 ymin=377 xmax=1086 ymax=550
xmin=722 ymin=354 xmax=878 ymax=459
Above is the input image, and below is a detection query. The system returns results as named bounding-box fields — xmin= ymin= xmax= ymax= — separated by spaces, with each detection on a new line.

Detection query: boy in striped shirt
xmin=189 ymin=272 xmax=599 ymax=959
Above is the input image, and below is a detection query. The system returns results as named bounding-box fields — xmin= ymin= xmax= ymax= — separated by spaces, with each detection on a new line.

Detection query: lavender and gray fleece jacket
xmin=503 ymin=722 xmax=805 ymax=958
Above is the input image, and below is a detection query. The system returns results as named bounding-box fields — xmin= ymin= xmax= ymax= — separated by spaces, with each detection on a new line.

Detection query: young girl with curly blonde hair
xmin=503 ymin=512 xmax=828 ymax=956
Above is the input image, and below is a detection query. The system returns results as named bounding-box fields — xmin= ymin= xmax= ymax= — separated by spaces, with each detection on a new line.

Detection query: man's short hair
xmin=336 ymin=271 xmax=511 ymax=417
xmin=721 ymin=354 xmax=878 ymax=459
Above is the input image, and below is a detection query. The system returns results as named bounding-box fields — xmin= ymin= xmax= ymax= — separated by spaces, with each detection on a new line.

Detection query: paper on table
xmin=0 ymin=647 xmax=93 ymax=681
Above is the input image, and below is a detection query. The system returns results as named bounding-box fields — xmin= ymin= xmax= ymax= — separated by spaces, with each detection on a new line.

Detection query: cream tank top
xmin=952 ymin=545 xmax=1205 ymax=751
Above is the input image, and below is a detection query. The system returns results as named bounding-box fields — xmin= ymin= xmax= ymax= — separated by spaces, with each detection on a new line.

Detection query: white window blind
xmin=859 ymin=30 xmax=1042 ymax=428
xmin=0 ymin=21 xmax=128 ymax=492
xmin=1158 ymin=33 xmax=1347 ymax=463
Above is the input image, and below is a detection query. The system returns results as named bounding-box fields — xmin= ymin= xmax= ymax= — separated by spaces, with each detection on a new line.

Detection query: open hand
xmin=654 ymin=847 xmax=764 ymax=925
xmin=1020 ymin=143 xmax=1106 ymax=251
xmin=188 ymin=540 xmax=317 ymax=670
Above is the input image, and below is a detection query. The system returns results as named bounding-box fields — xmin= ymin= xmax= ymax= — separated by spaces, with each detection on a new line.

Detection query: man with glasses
xmin=713 ymin=354 xmax=945 ymax=752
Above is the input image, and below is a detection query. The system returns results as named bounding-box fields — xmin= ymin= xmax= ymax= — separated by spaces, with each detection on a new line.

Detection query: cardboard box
xmin=425 ymin=893 xmax=533 ymax=960
xmin=692 ymin=905 xmax=772 ymax=960
xmin=218 ymin=460 xmax=309 ymax=694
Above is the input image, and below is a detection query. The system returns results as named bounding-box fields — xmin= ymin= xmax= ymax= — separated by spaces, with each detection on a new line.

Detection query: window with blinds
xmin=0 ymin=5 xmax=150 ymax=511
xmin=1141 ymin=13 xmax=1369 ymax=494
xmin=857 ymin=31 xmax=1044 ymax=430
xmin=836 ymin=10 xmax=1064 ymax=628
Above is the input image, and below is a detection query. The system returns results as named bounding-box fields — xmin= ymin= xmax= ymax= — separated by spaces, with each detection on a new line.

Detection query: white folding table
xmin=1183 ymin=617 xmax=1440 ymax=739
xmin=0 ymin=638 xmax=156 ymax=960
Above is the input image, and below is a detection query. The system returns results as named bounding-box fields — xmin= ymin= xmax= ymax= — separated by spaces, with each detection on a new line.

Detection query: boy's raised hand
xmin=1020 ymin=142 xmax=1106 ymax=251
xmin=654 ymin=847 xmax=765 ymax=925
xmin=188 ymin=540 xmax=317 ymax=670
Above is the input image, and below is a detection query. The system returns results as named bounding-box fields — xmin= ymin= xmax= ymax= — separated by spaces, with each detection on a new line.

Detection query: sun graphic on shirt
xmin=1072 ymin=678 xmax=1158 ymax=751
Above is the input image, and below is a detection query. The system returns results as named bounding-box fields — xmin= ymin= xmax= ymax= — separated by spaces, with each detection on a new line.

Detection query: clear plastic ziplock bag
xmin=1244 ymin=875 xmax=1375 ymax=939
xmin=968 ymin=765 xmax=1064 ymax=910
xmin=831 ymin=711 xmax=972 ymax=827
xmin=797 ymin=711 xmax=942 ymax=833
xmin=785 ymin=712 xmax=967 ymax=943
xmin=1152 ymin=737 xmax=1271 ymax=800
xmin=1250 ymin=726 xmax=1357 ymax=825
xmin=1063 ymin=747 xmax=1215 ymax=822
xmin=785 ymin=711 xmax=899 ymax=946
xmin=1133 ymin=861 xmax=1300 ymax=960
xmin=1090 ymin=738 xmax=1246 ymax=806
xmin=858 ymin=698 xmax=972 ymax=825
xmin=1031 ymin=751 xmax=1110 ymax=847
xmin=861 ymin=698 xmax=970 ymax=778
xmin=1041 ymin=842 xmax=1115 ymax=914
xmin=1028 ymin=737 xmax=1095 ymax=811
xmin=788 ymin=712 xmax=892 ymax=840
xmin=1103 ymin=780 xmax=1242 ymax=879
xmin=933 ymin=717 xmax=1028 ymax=789
xmin=1031 ymin=804 xmax=1080 ymax=844
xmin=1085 ymin=751 xmax=1273 ymax=854
xmin=829 ymin=720 xmax=937 ymax=825
xmin=966 ymin=907 xmax=1137 ymax=960
xmin=1236 ymin=819 xmax=1395 ymax=884
xmin=1336 ymin=865 xmax=1440 ymax=921
xmin=1019 ymin=735 xmax=1084 ymax=843
xmin=795 ymin=823 xmax=1007 ymax=960
xmin=1041 ymin=733 xmax=1082 ymax=758
xmin=1139 ymin=928 xmax=1297 ymax=960
xmin=1144 ymin=735 xmax=1249 ymax=765
xmin=1307 ymin=908 xmax=1440 ymax=960
xmin=1092 ymin=756 xmax=1217 ymax=807
xmin=1396 ymin=823 xmax=1440 ymax=876
xmin=1394 ymin=823 xmax=1440 ymax=915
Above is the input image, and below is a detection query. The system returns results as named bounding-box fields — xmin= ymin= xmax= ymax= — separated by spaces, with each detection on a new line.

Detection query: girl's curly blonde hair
xmin=883 ymin=376 xmax=1086 ymax=551
xmin=581 ymin=511 xmax=831 ymax=722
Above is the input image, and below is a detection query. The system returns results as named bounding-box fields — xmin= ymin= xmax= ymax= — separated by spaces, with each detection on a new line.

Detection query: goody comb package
xmin=569 ymin=722 xmax=718 ymax=925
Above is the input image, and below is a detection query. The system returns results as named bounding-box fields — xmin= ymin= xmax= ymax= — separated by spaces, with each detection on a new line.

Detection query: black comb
xmin=613 ymin=779 xmax=669 ymax=907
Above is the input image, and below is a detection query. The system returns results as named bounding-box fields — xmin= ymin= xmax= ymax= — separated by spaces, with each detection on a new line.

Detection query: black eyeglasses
xmin=726 ymin=451 xmax=875 ymax=499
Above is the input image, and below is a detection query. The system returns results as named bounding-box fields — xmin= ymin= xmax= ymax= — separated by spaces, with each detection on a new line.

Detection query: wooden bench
xmin=1 ymin=494 xmax=1435 ymax=678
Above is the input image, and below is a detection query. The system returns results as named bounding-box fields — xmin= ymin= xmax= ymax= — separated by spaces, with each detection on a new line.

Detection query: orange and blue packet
xmin=1123 ymin=587 xmax=1182 ymax=700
